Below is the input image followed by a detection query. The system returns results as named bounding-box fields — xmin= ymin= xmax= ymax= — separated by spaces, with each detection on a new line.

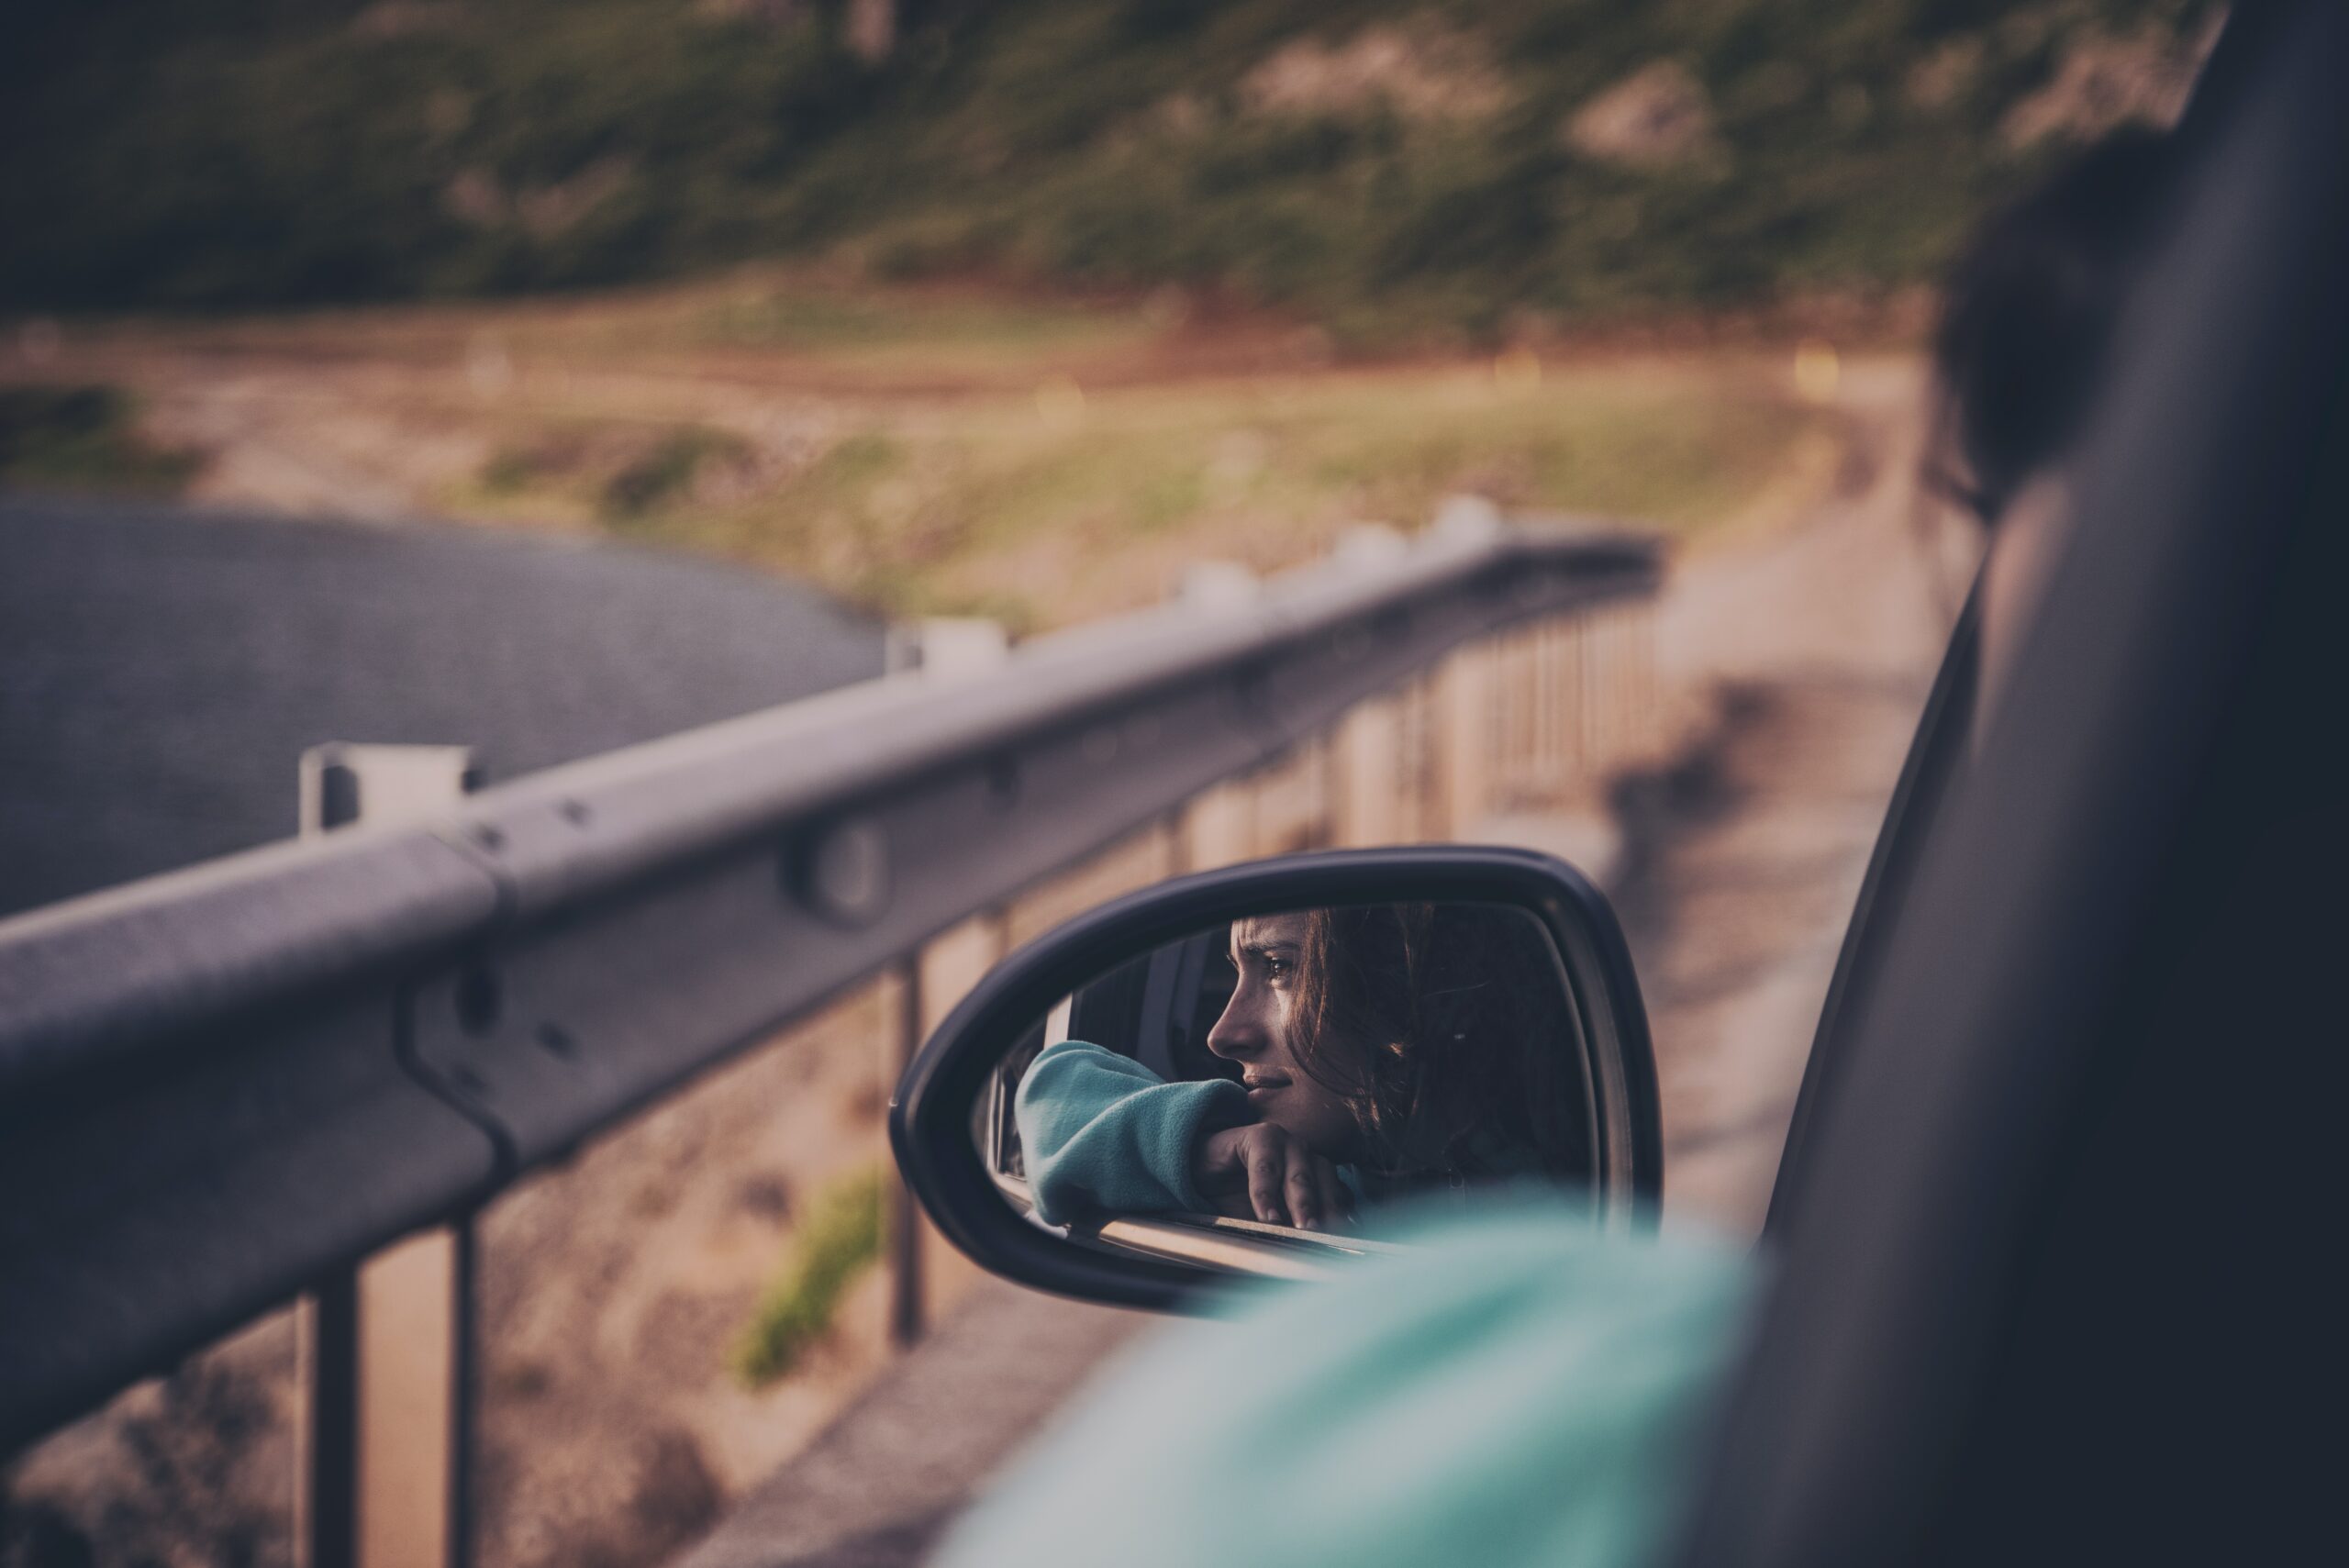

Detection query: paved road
xmin=0 ymin=494 xmax=884 ymax=920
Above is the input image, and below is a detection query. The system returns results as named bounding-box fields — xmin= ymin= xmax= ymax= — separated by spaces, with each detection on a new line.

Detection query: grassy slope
xmin=423 ymin=291 xmax=1840 ymax=630
xmin=0 ymin=385 xmax=202 ymax=493
xmin=616 ymin=361 xmax=1836 ymax=632
xmin=4 ymin=0 xmax=2215 ymax=329
xmin=6 ymin=268 xmax=1846 ymax=629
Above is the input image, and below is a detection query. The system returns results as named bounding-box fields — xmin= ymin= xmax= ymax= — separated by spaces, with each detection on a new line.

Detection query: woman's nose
xmin=1205 ymin=994 xmax=1261 ymax=1061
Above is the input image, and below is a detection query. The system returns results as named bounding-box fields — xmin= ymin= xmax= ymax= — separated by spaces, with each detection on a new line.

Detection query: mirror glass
xmin=974 ymin=902 xmax=1597 ymax=1264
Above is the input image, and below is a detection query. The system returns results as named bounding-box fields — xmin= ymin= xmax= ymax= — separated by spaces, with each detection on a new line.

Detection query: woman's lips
xmin=1242 ymin=1073 xmax=1291 ymax=1099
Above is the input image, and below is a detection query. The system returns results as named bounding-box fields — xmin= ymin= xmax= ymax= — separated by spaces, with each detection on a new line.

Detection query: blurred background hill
xmin=5 ymin=0 xmax=2213 ymax=335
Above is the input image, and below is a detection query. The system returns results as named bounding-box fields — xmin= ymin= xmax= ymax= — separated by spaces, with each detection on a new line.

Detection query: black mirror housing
xmin=889 ymin=846 xmax=1662 ymax=1311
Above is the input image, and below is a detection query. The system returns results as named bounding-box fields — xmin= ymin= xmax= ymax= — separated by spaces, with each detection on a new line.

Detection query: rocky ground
xmin=1 ymin=983 xmax=912 ymax=1568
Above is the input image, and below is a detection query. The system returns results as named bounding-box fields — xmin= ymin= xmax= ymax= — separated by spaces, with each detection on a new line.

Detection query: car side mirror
xmin=889 ymin=846 xmax=1662 ymax=1310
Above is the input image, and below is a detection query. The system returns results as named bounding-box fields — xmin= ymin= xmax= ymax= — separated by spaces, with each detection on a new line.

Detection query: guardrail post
xmin=1178 ymin=780 xmax=1257 ymax=871
xmin=883 ymin=619 xmax=1011 ymax=1348
xmin=1492 ymin=628 xmax=1531 ymax=806
xmin=1331 ymin=697 xmax=1403 ymax=848
xmin=1169 ymin=561 xmax=1269 ymax=869
xmin=1534 ymin=618 xmax=1568 ymax=794
xmin=1575 ymin=614 xmax=1600 ymax=779
xmin=1249 ymin=739 xmax=1330 ymax=855
xmin=295 ymin=744 xmax=478 ymax=1568
xmin=1586 ymin=607 xmax=1615 ymax=773
xmin=1583 ymin=604 xmax=1652 ymax=777
xmin=883 ymin=616 xmax=1010 ymax=679
xmin=907 ymin=916 xmax=1005 ymax=1338
xmin=1526 ymin=623 xmax=1550 ymax=795
xmin=1434 ymin=643 xmax=1493 ymax=840
xmin=1630 ymin=599 xmax=1660 ymax=764
xmin=1394 ymin=673 xmax=1433 ymax=842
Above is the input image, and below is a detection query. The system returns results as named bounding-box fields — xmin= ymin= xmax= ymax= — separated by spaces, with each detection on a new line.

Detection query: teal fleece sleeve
xmin=1015 ymin=1039 xmax=1250 ymax=1224
xmin=935 ymin=1195 xmax=1754 ymax=1568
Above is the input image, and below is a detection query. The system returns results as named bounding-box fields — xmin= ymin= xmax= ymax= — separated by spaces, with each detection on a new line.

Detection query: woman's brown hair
xmin=1925 ymin=127 xmax=2178 ymax=527
xmin=1286 ymin=903 xmax=1589 ymax=1187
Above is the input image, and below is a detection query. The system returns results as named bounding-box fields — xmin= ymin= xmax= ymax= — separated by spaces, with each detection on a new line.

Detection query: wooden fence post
xmin=295 ymin=744 xmax=477 ymax=1568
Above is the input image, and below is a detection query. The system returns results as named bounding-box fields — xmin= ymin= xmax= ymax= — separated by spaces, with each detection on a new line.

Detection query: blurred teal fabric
xmin=1016 ymin=1038 xmax=1247 ymax=1222
xmin=934 ymin=1198 xmax=1754 ymax=1568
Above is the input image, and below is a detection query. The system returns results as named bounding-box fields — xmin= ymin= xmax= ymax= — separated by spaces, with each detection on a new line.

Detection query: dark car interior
xmin=1674 ymin=7 xmax=2342 ymax=1564
xmin=1068 ymin=934 xmax=1240 ymax=1089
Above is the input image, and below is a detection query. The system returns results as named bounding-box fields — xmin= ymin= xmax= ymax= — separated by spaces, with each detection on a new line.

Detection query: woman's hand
xmin=1194 ymin=1123 xmax=1351 ymax=1230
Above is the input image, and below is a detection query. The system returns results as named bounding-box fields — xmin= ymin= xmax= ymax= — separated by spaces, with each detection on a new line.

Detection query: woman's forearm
xmin=1015 ymin=1040 xmax=1249 ymax=1223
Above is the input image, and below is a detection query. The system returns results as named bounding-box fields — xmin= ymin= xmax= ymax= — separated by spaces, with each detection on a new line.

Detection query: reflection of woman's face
xmin=1207 ymin=913 xmax=1364 ymax=1162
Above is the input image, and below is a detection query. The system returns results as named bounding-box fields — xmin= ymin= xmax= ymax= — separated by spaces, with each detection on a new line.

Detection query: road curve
xmin=0 ymin=495 xmax=884 ymax=920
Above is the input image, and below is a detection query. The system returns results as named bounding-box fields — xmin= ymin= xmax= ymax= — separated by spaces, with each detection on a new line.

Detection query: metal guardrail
xmin=0 ymin=518 xmax=1659 ymax=1454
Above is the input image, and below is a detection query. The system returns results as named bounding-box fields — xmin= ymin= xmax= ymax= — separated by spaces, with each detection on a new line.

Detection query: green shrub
xmin=601 ymin=427 xmax=748 ymax=520
xmin=1 ymin=0 xmax=2221 ymax=331
xmin=731 ymin=1166 xmax=885 ymax=1388
xmin=0 ymin=385 xmax=201 ymax=493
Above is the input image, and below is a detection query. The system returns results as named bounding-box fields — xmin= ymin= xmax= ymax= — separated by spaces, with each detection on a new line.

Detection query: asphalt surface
xmin=0 ymin=494 xmax=885 ymax=919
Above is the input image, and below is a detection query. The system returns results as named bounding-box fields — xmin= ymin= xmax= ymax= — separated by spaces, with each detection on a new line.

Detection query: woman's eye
xmin=1263 ymin=955 xmax=1292 ymax=981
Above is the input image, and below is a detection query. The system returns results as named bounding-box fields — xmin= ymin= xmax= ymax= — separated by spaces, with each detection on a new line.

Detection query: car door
xmin=1677 ymin=6 xmax=2343 ymax=1564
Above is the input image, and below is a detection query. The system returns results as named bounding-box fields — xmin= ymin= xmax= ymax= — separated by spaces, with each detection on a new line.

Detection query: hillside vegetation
xmin=6 ymin=0 xmax=2214 ymax=332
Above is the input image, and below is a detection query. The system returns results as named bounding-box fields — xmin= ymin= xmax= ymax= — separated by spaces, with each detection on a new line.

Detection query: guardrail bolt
xmin=801 ymin=817 xmax=892 ymax=926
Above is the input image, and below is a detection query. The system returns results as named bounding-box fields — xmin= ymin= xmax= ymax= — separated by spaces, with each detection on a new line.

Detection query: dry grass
xmin=23 ymin=272 xmax=1848 ymax=633
xmin=405 ymin=279 xmax=1841 ymax=630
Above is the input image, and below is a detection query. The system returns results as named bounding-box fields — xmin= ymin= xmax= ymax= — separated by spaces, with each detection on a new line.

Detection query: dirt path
xmin=672 ymin=1281 xmax=1144 ymax=1568
xmin=1612 ymin=358 xmax=1972 ymax=1234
